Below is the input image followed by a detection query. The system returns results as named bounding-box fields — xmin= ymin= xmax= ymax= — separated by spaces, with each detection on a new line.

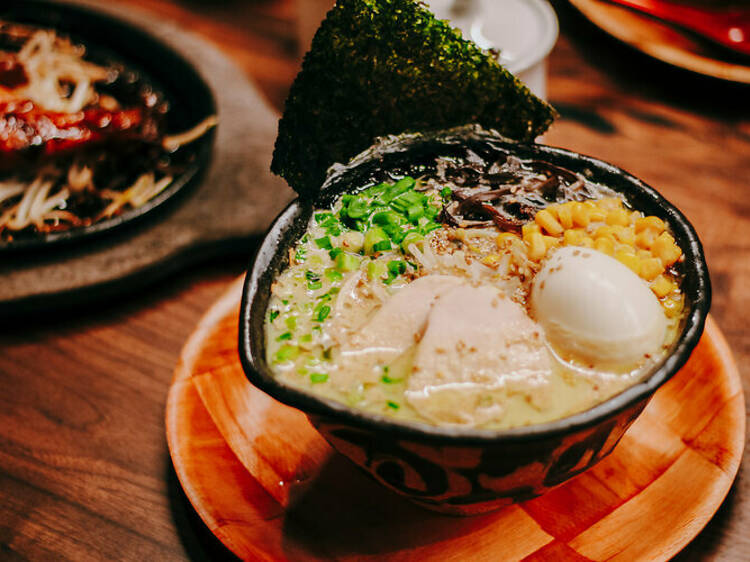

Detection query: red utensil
xmin=605 ymin=0 xmax=750 ymax=56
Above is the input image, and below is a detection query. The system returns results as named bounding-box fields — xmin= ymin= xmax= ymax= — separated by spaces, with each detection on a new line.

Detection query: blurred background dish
xmin=570 ymin=0 xmax=750 ymax=83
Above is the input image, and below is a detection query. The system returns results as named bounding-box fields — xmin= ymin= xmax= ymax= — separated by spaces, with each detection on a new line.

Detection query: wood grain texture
xmin=1 ymin=0 xmax=749 ymax=559
xmin=166 ymin=280 xmax=744 ymax=561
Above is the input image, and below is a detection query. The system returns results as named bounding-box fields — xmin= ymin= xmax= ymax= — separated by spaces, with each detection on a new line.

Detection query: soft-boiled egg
xmin=531 ymin=246 xmax=667 ymax=368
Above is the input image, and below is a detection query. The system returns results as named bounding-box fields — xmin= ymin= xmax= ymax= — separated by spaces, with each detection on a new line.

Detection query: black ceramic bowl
xmin=239 ymin=125 xmax=711 ymax=515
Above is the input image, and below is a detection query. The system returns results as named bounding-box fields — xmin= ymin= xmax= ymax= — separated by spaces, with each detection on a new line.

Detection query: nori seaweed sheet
xmin=272 ymin=0 xmax=556 ymax=196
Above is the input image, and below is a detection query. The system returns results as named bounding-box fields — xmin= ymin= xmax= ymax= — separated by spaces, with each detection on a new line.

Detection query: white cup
xmin=295 ymin=0 xmax=558 ymax=100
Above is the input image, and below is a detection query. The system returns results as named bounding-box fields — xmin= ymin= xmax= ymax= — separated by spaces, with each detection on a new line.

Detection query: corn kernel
xmin=584 ymin=201 xmax=607 ymax=222
xmin=651 ymin=275 xmax=676 ymax=298
xmin=595 ymin=237 xmax=615 ymax=255
xmin=522 ymin=223 xmax=541 ymax=242
xmin=594 ymin=225 xmax=617 ymax=240
xmin=606 ymin=208 xmax=631 ymax=227
xmin=637 ymin=249 xmax=652 ymax=260
xmin=527 ymin=232 xmax=547 ymax=261
xmin=652 ymin=232 xmax=682 ymax=266
xmin=580 ymin=237 xmax=594 ymax=248
xmin=597 ymin=197 xmax=623 ymax=211
xmin=640 ymin=257 xmax=664 ymax=281
xmin=663 ymin=296 xmax=684 ymax=318
xmin=557 ymin=202 xmax=574 ymax=229
xmin=635 ymin=229 xmax=656 ymax=250
xmin=615 ymin=250 xmax=640 ymax=274
xmin=536 ymin=209 xmax=564 ymax=236
xmin=612 ymin=225 xmax=635 ymax=246
xmin=545 ymin=204 xmax=559 ymax=219
xmin=496 ymin=232 xmax=518 ymax=248
xmin=563 ymin=229 xmax=587 ymax=246
xmin=635 ymin=216 xmax=665 ymax=234
xmin=571 ymin=202 xmax=591 ymax=227
xmin=481 ymin=254 xmax=502 ymax=269
xmin=543 ymin=235 xmax=560 ymax=250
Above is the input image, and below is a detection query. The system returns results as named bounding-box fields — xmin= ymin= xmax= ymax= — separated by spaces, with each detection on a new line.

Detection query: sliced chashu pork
xmin=331 ymin=275 xmax=465 ymax=380
xmin=406 ymin=284 xmax=554 ymax=426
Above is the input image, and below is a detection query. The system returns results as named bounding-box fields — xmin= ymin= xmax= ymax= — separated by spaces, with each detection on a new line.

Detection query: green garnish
xmin=364 ymin=226 xmax=389 ymax=255
xmin=367 ymin=260 xmax=388 ymax=281
xmin=306 ymin=270 xmax=323 ymax=290
xmin=274 ymin=345 xmax=299 ymax=362
xmin=372 ymin=239 xmax=392 ymax=253
xmin=335 ymin=252 xmax=361 ymax=272
xmin=271 ymin=0 xmax=555 ymax=195
xmin=310 ymin=373 xmax=329 ymax=384
xmin=277 ymin=332 xmax=292 ymax=341
xmin=386 ymin=401 xmax=400 ymax=410
xmin=381 ymin=374 xmax=403 ymax=384
xmin=269 ymin=310 xmax=280 ymax=322
xmin=400 ymin=231 xmax=424 ymax=252
xmin=329 ymin=247 xmax=343 ymax=260
xmin=314 ymin=236 xmax=333 ymax=250
xmin=300 ymin=334 xmax=313 ymax=343
xmin=440 ymin=186 xmax=452 ymax=200
xmin=314 ymin=304 xmax=331 ymax=322
xmin=294 ymin=248 xmax=307 ymax=262
xmin=325 ymin=269 xmax=344 ymax=282
xmin=387 ymin=260 xmax=407 ymax=276
xmin=285 ymin=316 xmax=297 ymax=330
xmin=315 ymin=212 xmax=333 ymax=223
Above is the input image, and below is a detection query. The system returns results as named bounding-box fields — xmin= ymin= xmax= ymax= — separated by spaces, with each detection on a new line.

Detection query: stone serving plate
xmin=0 ymin=0 xmax=292 ymax=318
xmin=238 ymin=125 xmax=711 ymax=515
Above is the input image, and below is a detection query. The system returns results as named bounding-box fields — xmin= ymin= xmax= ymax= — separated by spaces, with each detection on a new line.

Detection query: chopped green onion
xmin=306 ymin=270 xmax=322 ymax=290
xmin=315 ymin=212 xmax=333 ymax=224
xmin=440 ymin=186 xmax=452 ymax=200
xmin=364 ymin=226 xmax=389 ymax=254
xmin=400 ymin=231 xmax=424 ymax=252
xmin=269 ymin=310 xmax=280 ymax=322
xmin=367 ymin=260 xmax=388 ymax=281
xmin=285 ymin=317 xmax=297 ymax=330
xmin=381 ymin=373 xmax=403 ymax=384
xmin=310 ymin=373 xmax=329 ymax=384
xmin=372 ymin=210 xmax=404 ymax=226
xmin=329 ymin=247 xmax=343 ymax=260
xmin=386 ymin=401 xmax=400 ymax=410
xmin=346 ymin=198 xmax=369 ymax=219
xmin=335 ymin=252 xmax=360 ymax=272
xmin=277 ymin=332 xmax=292 ymax=341
xmin=325 ymin=269 xmax=343 ymax=282
xmin=407 ymin=205 xmax=424 ymax=222
xmin=314 ymin=304 xmax=331 ymax=322
xmin=314 ymin=236 xmax=333 ymax=250
xmin=274 ymin=345 xmax=299 ymax=363
xmin=300 ymin=334 xmax=312 ymax=343
xmin=372 ymin=239 xmax=392 ymax=253
xmin=395 ymin=177 xmax=416 ymax=190
xmin=294 ymin=248 xmax=307 ymax=262
xmin=388 ymin=260 xmax=407 ymax=276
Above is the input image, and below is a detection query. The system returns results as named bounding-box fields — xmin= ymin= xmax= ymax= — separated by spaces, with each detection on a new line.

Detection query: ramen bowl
xmin=239 ymin=126 xmax=710 ymax=515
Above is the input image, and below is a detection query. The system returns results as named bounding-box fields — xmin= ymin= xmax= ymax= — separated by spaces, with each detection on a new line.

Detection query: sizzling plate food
xmin=265 ymin=146 xmax=686 ymax=429
xmin=0 ymin=21 xmax=216 ymax=242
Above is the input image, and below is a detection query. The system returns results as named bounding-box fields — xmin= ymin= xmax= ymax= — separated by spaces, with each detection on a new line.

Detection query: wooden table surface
xmin=1 ymin=0 xmax=748 ymax=560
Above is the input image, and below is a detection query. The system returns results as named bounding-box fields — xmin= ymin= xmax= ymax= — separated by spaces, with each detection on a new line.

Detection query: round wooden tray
xmin=569 ymin=0 xmax=750 ymax=84
xmin=166 ymin=277 xmax=745 ymax=561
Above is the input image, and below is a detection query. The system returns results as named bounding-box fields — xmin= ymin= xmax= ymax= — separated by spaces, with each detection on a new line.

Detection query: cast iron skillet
xmin=239 ymin=125 xmax=711 ymax=445
xmin=0 ymin=0 xmax=216 ymax=252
